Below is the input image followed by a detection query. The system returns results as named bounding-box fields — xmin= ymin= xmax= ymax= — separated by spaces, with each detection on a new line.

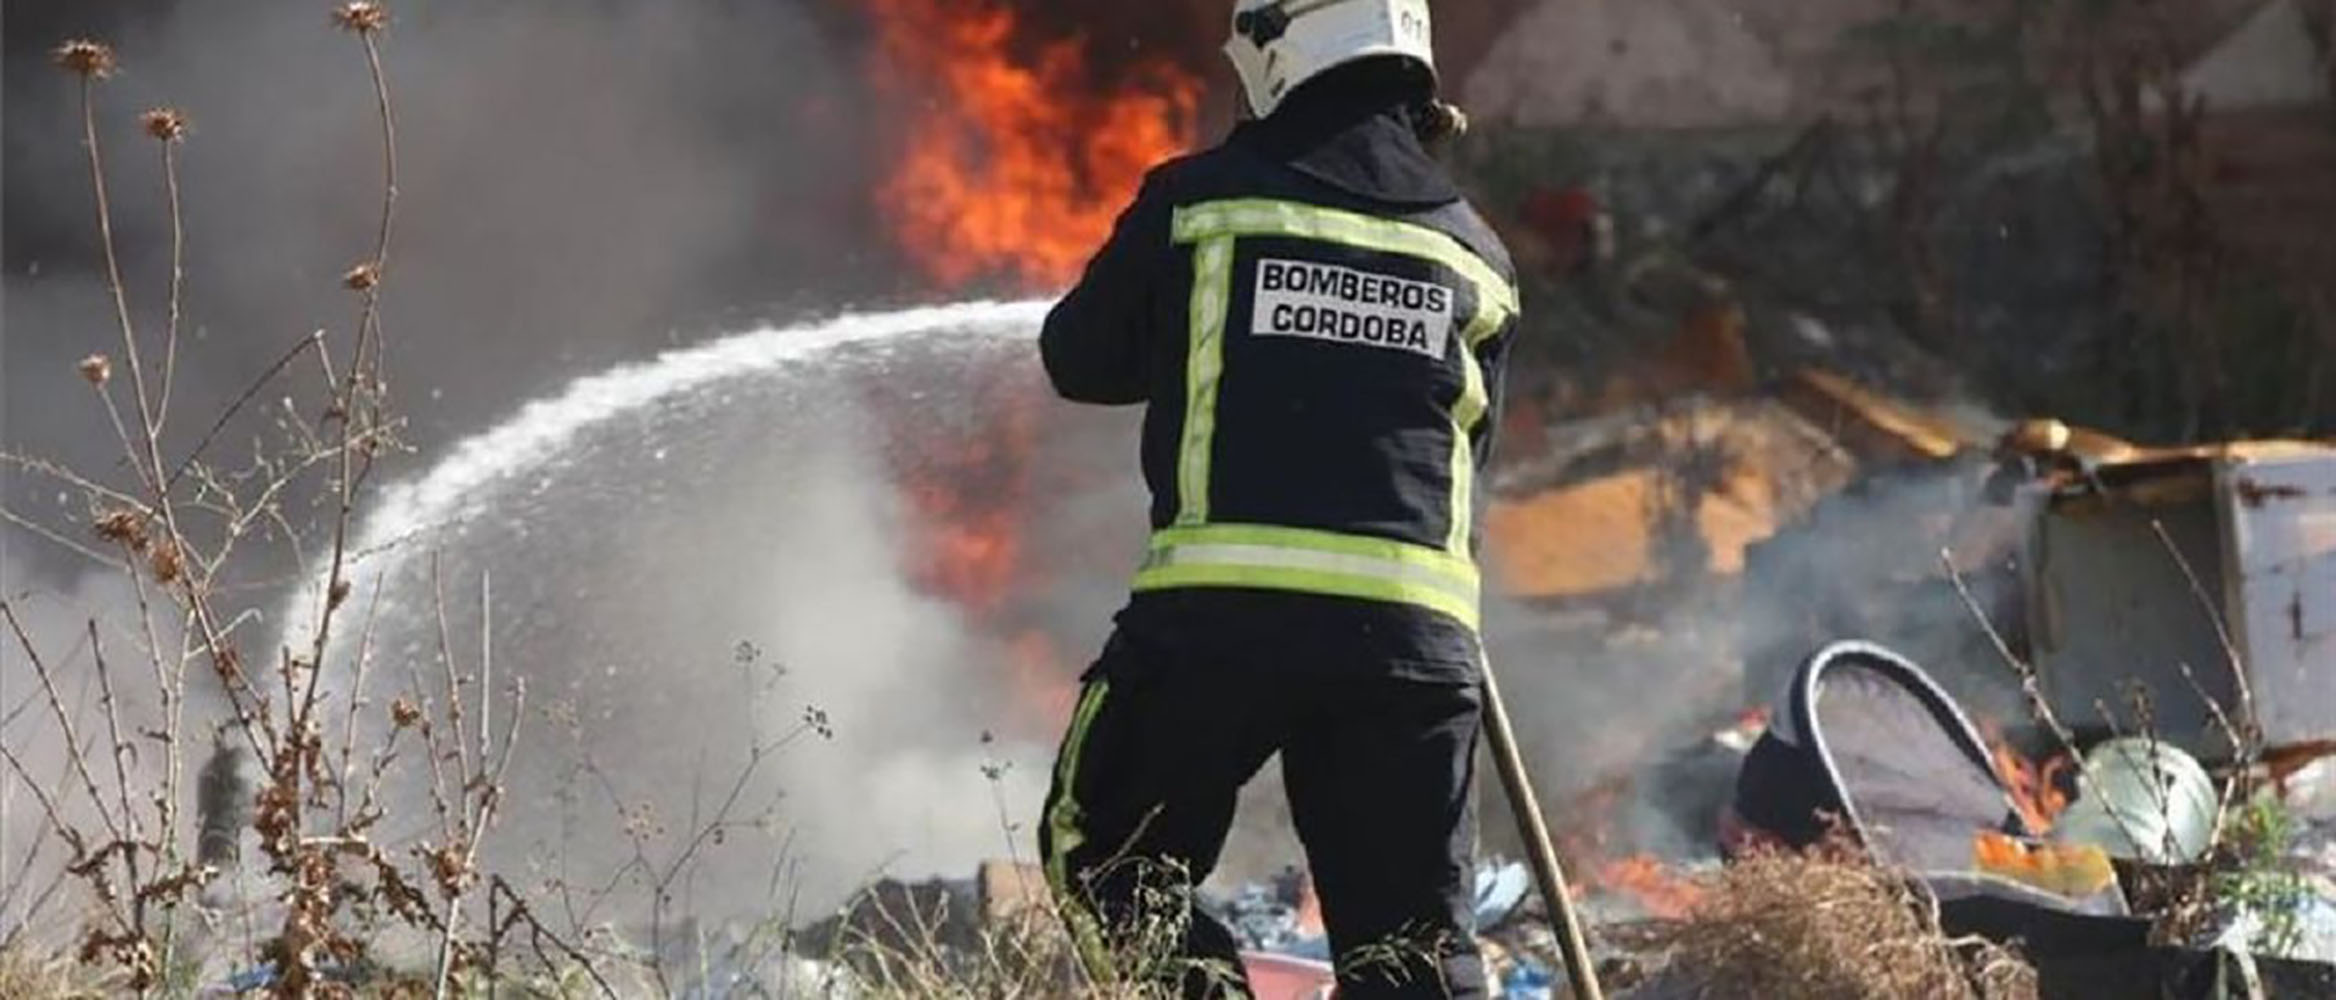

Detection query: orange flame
xmin=1984 ymin=726 xmax=2072 ymax=834
xmin=864 ymin=0 xmax=1201 ymax=290
xmin=888 ymin=367 xmax=1039 ymax=618
xmin=869 ymin=361 xmax=1081 ymax=732
xmin=1553 ymin=774 xmax=1706 ymax=917
xmin=1004 ymin=629 xmax=1077 ymax=728
xmin=1589 ymin=855 xmax=1704 ymax=919
xmin=903 ymin=493 xmax=1025 ymax=618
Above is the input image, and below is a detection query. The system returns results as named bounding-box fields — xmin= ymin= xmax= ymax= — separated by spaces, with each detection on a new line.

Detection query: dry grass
xmin=829 ymin=869 xmax=1236 ymax=1000
xmin=0 ymin=943 xmax=122 ymax=1000
xmin=1621 ymin=850 xmax=2037 ymax=1000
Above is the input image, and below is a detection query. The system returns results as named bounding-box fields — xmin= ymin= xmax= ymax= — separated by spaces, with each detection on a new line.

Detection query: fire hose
xmin=1481 ymin=662 xmax=1606 ymax=1000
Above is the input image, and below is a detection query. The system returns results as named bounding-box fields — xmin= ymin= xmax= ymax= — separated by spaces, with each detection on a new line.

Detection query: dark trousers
xmin=1038 ymin=604 xmax=1488 ymax=999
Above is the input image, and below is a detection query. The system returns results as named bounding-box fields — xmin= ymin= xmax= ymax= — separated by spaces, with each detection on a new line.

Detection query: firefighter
xmin=1036 ymin=1 xmax=1518 ymax=996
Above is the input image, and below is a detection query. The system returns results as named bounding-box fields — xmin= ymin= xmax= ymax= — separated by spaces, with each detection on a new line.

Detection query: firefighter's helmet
xmin=1225 ymin=0 xmax=1437 ymax=119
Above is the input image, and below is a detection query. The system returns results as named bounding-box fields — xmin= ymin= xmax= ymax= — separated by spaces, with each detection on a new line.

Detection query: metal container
xmin=2028 ymin=445 xmax=2336 ymax=754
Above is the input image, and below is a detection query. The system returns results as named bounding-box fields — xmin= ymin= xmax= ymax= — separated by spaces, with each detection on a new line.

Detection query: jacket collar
xmin=1230 ymin=90 xmax=1461 ymax=208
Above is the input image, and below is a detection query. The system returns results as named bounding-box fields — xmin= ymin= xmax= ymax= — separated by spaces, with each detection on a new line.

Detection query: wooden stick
xmin=1481 ymin=662 xmax=1605 ymax=1000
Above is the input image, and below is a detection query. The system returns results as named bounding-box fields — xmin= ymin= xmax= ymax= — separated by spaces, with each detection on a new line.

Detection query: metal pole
xmin=1481 ymin=662 xmax=1605 ymax=1000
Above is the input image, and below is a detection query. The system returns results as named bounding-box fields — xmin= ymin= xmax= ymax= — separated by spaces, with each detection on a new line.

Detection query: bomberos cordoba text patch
xmin=1252 ymin=258 xmax=1454 ymax=360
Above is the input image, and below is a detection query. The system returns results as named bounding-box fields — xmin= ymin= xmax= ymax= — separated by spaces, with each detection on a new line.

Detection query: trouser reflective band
xmin=1044 ymin=680 xmax=1115 ymax=976
xmin=1045 ymin=680 xmax=1112 ymax=896
xmin=1131 ymin=525 xmax=1481 ymax=629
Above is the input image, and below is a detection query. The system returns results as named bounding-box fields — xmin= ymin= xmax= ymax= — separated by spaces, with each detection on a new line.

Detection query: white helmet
xmin=1225 ymin=0 xmax=1437 ymax=119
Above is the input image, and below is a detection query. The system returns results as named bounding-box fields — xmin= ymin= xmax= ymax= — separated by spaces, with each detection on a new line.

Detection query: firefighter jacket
xmin=1041 ymin=82 xmax=1521 ymax=634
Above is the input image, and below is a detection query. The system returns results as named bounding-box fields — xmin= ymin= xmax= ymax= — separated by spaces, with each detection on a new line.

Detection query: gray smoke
xmin=0 ymin=533 xmax=182 ymax=941
xmin=5 ymin=0 xmax=887 ymax=547
xmin=0 ymin=0 xmax=1063 ymax=940
xmin=1477 ymin=449 xmax=2037 ymax=866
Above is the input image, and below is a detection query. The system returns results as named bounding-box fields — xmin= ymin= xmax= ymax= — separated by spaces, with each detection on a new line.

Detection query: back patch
xmin=1251 ymin=258 xmax=1454 ymax=360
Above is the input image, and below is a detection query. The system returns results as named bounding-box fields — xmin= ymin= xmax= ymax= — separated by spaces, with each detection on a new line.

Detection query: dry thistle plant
xmin=333 ymin=2 xmax=391 ymax=34
xmin=77 ymin=354 xmax=113 ymax=386
xmin=52 ymin=40 xmax=118 ymax=79
xmin=140 ymin=108 xmax=189 ymax=143
xmin=341 ymin=261 xmax=382 ymax=292
xmin=0 ymin=14 xmax=605 ymax=999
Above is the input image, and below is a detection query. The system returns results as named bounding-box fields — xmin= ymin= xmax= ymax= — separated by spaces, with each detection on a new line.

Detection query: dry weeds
xmin=140 ymin=108 xmax=189 ymax=143
xmin=839 ymin=903 xmax=1217 ymax=1000
xmin=1623 ymin=850 xmax=2037 ymax=1000
xmin=0 ymin=943 xmax=121 ymax=1000
xmin=332 ymin=3 xmax=390 ymax=35
xmin=51 ymin=40 xmax=117 ymax=80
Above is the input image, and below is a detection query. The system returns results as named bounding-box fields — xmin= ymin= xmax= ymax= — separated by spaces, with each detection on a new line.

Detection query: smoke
xmin=0 ymin=0 xmax=1568 ymax=936
xmin=0 ymin=527 xmax=188 ymax=942
xmin=465 ymin=385 xmax=1060 ymax=919
xmin=1477 ymin=449 xmax=2036 ymax=866
xmin=985 ymin=0 xmax=1530 ymax=122
xmin=1737 ymin=457 xmax=2033 ymax=721
xmin=4 ymin=1 xmax=887 ymax=564
xmin=0 ymin=0 xmax=1085 ymax=933
xmin=2 ymin=0 xmax=1537 ymax=541
xmin=199 ymin=310 xmax=1094 ymax=927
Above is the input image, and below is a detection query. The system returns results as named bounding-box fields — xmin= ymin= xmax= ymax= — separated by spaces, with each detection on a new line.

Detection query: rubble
xmin=1487 ymin=395 xmax=1858 ymax=605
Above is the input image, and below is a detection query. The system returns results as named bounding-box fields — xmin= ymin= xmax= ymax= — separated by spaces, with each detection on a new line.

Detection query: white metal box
xmin=2029 ymin=446 xmax=2336 ymax=754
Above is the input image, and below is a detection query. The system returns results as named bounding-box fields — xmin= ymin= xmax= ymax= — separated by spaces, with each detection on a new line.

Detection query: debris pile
xmin=1620 ymin=850 xmax=2039 ymax=1000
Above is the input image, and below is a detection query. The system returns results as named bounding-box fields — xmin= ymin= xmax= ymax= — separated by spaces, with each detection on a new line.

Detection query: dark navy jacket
xmin=1041 ymin=71 xmax=1521 ymax=676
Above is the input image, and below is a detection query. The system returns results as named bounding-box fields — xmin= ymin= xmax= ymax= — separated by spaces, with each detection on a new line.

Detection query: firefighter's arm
xmin=1470 ymin=314 xmax=1522 ymax=475
xmin=1039 ymin=176 xmax=1170 ymax=406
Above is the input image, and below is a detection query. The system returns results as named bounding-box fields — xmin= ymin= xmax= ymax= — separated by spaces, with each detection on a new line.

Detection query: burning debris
xmin=1478 ymin=402 xmax=2336 ymax=995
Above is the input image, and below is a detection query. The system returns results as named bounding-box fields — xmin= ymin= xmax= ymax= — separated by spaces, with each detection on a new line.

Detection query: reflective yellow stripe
xmin=1170 ymin=198 xmax=1518 ymax=341
xmin=1133 ymin=524 xmax=1481 ymax=629
xmin=1044 ymin=680 xmax=1112 ymax=896
xmin=1043 ymin=679 xmax=1115 ymax=979
xmin=1448 ymin=348 xmax=1489 ymax=554
xmin=1176 ymin=237 xmax=1236 ymax=526
xmin=1157 ymin=199 xmax=1515 ymax=620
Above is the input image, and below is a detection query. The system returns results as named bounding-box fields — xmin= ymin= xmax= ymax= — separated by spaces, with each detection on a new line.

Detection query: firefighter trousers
xmin=1038 ymin=614 xmax=1488 ymax=999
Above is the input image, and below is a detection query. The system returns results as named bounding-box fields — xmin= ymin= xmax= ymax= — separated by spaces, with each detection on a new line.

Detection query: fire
xmin=863 ymin=0 xmax=1201 ymax=290
xmin=866 ymin=358 xmax=1083 ymax=731
xmin=1590 ymin=855 xmax=1704 ymax=919
xmin=902 ymin=488 xmax=1025 ymax=619
xmin=1004 ymin=629 xmax=1076 ymax=727
xmin=1553 ymin=774 xmax=1705 ymax=918
xmin=1984 ymin=725 xmax=2072 ymax=834
xmin=886 ymin=364 xmax=1041 ymax=618
xmin=1972 ymin=831 xmax=2116 ymax=897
